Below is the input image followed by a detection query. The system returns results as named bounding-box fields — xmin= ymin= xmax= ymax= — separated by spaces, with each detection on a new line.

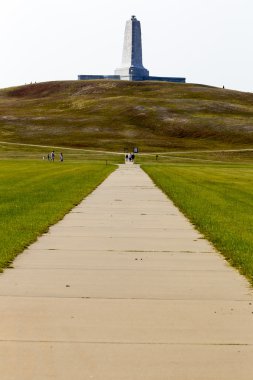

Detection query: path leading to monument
xmin=0 ymin=164 xmax=253 ymax=379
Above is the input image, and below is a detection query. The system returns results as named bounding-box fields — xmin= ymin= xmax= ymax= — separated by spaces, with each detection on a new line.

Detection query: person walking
xmin=59 ymin=152 xmax=64 ymax=162
xmin=51 ymin=151 xmax=55 ymax=162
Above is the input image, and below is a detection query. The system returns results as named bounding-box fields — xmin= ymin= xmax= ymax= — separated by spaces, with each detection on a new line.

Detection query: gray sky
xmin=0 ymin=0 xmax=252 ymax=92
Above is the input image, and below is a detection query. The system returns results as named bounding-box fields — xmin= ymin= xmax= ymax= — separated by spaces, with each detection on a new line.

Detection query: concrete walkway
xmin=0 ymin=164 xmax=253 ymax=379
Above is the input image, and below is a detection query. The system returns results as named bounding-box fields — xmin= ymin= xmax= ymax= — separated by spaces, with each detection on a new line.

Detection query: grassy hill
xmin=1 ymin=80 xmax=253 ymax=152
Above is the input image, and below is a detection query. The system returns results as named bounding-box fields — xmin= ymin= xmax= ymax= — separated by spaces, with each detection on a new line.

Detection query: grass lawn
xmin=143 ymin=163 xmax=253 ymax=283
xmin=0 ymin=160 xmax=115 ymax=269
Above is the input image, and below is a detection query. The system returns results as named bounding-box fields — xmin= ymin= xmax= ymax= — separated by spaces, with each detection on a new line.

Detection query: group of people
xmin=43 ymin=151 xmax=64 ymax=162
xmin=125 ymin=153 xmax=135 ymax=163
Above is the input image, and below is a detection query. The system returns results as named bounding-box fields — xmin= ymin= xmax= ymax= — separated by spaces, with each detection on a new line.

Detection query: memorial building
xmin=78 ymin=16 xmax=185 ymax=83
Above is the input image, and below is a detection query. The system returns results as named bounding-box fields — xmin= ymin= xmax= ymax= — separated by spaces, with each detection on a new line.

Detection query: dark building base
xmin=78 ymin=75 xmax=186 ymax=83
xmin=78 ymin=75 xmax=120 ymax=80
xmin=147 ymin=76 xmax=185 ymax=83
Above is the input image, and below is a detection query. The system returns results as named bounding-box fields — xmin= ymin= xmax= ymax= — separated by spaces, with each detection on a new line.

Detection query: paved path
xmin=1 ymin=164 xmax=253 ymax=379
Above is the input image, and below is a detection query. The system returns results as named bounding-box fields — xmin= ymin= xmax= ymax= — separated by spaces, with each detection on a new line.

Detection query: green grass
xmin=0 ymin=141 xmax=125 ymax=163
xmin=1 ymin=80 xmax=253 ymax=152
xmin=0 ymin=160 xmax=115 ymax=269
xmin=143 ymin=163 xmax=253 ymax=282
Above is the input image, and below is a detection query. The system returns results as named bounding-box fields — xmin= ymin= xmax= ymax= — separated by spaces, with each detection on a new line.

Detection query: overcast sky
xmin=0 ymin=0 xmax=252 ymax=92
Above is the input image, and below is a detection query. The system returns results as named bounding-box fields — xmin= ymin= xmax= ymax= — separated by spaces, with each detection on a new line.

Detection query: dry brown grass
xmin=1 ymin=80 xmax=253 ymax=151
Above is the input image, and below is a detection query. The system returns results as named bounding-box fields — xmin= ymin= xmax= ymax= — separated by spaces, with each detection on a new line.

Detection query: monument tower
xmin=115 ymin=16 xmax=149 ymax=81
xmin=78 ymin=16 xmax=185 ymax=83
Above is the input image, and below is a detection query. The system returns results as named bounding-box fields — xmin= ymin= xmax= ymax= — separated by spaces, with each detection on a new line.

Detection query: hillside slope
xmin=0 ymin=80 xmax=253 ymax=151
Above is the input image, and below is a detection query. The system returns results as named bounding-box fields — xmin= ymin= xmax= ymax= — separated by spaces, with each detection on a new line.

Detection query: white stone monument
xmin=115 ymin=16 xmax=149 ymax=81
xmin=78 ymin=16 xmax=185 ymax=83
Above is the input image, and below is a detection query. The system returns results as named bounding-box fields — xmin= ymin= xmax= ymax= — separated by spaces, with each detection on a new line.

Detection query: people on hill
xmin=46 ymin=151 xmax=64 ymax=162
xmin=125 ymin=153 xmax=135 ymax=163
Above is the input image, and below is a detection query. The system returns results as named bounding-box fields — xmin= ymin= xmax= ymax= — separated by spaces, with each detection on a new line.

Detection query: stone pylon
xmin=115 ymin=16 xmax=149 ymax=81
